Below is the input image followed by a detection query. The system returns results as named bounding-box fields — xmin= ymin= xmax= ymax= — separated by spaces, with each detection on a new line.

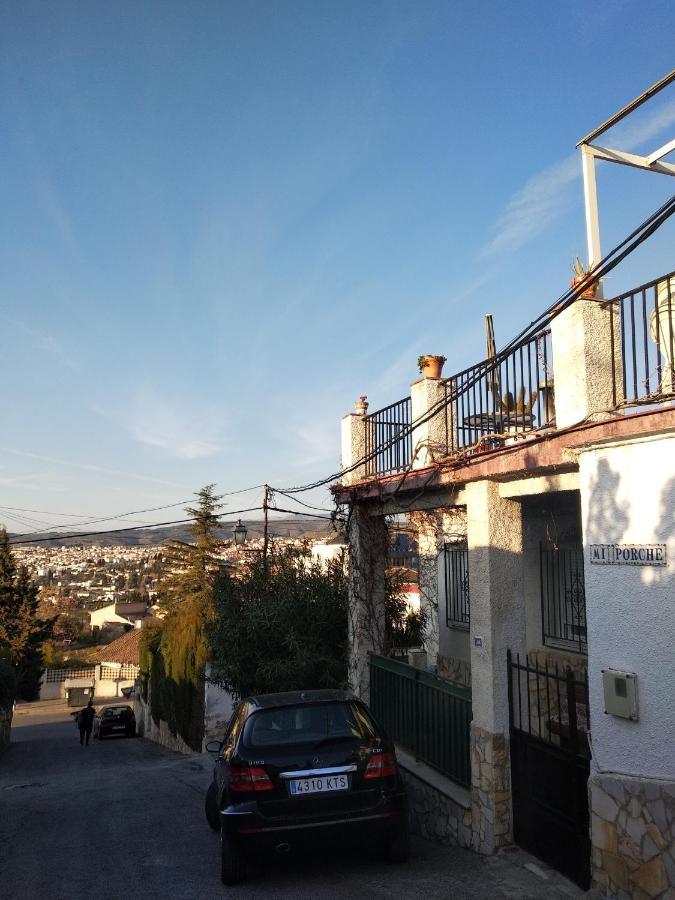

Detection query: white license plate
xmin=112 ymin=725 xmax=125 ymax=731
xmin=289 ymin=775 xmax=349 ymax=796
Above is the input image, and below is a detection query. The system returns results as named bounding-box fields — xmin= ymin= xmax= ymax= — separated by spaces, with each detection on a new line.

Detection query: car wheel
xmin=384 ymin=822 xmax=411 ymax=863
xmin=205 ymin=781 xmax=220 ymax=832
xmin=220 ymin=826 xmax=245 ymax=885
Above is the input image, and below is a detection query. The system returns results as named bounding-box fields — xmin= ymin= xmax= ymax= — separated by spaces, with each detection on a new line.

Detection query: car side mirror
xmin=205 ymin=740 xmax=222 ymax=754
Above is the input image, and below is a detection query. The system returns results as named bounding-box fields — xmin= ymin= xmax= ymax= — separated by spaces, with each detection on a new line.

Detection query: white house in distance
xmin=89 ymin=601 xmax=154 ymax=635
xmin=40 ymin=627 xmax=143 ymax=702
xmin=310 ymin=539 xmax=347 ymax=568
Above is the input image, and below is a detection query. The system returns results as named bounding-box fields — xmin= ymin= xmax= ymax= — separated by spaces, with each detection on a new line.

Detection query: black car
xmin=204 ymin=689 xmax=409 ymax=885
xmin=94 ymin=704 xmax=136 ymax=739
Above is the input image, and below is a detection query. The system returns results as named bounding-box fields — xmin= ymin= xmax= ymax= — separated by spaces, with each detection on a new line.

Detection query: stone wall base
xmin=134 ymin=695 xmax=196 ymax=756
xmin=437 ymin=654 xmax=471 ymax=688
xmin=398 ymin=755 xmax=472 ymax=848
xmin=0 ymin=708 xmax=11 ymax=750
xmin=590 ymin=770 xmax=675 ymax=899
xmin=470 ymin=724 xmax=512 ymax=854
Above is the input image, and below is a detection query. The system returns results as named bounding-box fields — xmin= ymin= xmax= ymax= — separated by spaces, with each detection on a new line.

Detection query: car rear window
xmin=241 ymin=702 xmax=377 ymax=751
xmin=103 ymin=706 xmax=131 ymax=717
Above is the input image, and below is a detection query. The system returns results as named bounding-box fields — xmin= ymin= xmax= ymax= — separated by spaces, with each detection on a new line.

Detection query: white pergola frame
xmin=578 ymin=69 xmax=675 ymax=283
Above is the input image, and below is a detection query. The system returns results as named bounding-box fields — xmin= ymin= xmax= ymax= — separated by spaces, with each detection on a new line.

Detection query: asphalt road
xmin=0 ymin=701 xmax=584 ymax=900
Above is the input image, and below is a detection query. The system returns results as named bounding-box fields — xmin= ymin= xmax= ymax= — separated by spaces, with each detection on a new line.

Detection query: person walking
xmin=77 ymin=698 xmax=96 ymax=746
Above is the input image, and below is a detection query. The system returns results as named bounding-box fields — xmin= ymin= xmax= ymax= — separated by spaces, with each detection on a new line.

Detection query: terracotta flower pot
xmin=571 ymin=275 xmax=598 ymax=299
xmin=419 ymin=355 xmax=446 ymax=379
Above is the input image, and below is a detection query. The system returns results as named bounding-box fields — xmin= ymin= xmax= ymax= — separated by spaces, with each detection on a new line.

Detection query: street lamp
xmin=232 ymin=519 xmax=248 ymax=546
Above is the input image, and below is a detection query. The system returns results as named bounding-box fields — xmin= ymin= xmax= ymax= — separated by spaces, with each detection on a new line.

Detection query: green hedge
xmin=139 ymin=623 xmax=205 ymax=751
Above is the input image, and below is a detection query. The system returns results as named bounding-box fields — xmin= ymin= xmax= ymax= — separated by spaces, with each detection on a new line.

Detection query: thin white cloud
xmin=482 ymin=154 xmax=579 ymax=257
xmin=93 ymin=388 xmax=226 ymax=461
xmin=0 ymin=314 xmax=79 ymax=371
xmin=483 ymin=94 xmax=675 ymax=256
xmin=0 ymin=471 xmax=67 ymax=493
xmin=365 ymin=277 xmax=491 ymax=403
xmin=0 ymin=446 xmax=187 ymax=489
xmin=290 ymin=420 xmax=338 ymax=468
xmin=610 ymin=97 xmax=675 ymax=151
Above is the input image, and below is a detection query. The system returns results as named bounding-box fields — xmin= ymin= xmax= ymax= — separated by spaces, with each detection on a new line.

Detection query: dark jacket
xmin=78 ymin=705 xmax=96 ymax=729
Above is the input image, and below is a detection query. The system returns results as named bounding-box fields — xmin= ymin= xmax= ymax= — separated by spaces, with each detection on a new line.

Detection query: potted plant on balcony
xmin=417 ymin=355 xmax=447 ymax=379
xmin=571 ymin=257 xmax=598 ymax=299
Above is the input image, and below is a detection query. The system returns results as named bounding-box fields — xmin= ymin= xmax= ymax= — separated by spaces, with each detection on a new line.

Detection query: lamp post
xmin=232 ymin=519 xmax=248 ymax=546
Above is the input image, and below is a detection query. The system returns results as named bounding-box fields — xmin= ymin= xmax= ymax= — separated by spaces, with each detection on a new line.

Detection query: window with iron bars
xmin=443 ymin=546 xmax=469 ymax=628
xmin=540 ymin=543 xmax=587 ymax=655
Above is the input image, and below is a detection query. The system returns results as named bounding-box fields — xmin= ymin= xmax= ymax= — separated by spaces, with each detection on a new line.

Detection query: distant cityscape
xmin=9 ymin=517 xmax=342 ymax=657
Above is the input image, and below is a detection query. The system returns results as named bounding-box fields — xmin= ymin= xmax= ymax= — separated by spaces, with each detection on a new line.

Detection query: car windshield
xmin=103 ymin=707 xmax=130 ymax=717
xmin=241 ymin=701 xmax=377 ymax=751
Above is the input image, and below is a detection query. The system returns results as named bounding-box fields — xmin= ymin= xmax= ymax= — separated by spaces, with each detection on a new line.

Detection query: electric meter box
xmin=602 ymin=669 xmax=639 ymax=720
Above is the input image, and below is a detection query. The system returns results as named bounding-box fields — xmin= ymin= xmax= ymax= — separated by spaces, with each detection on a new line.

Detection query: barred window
xmin=443 ymin=545 xmax=469 ymax=628
xmin=540 ymin=543 xmax=587 ymax=654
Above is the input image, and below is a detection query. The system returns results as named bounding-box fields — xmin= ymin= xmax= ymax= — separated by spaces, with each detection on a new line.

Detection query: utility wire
xmin=273 ymin=489 xmax=335 ymax=513
xmin=271 ymin=506 xmax=343 ymax=522
xmin=2 ymin=483 xmax=270 ymax=538
xmin=277 ymin=192 xmax=675 ymax=494
xmin=8 ymin=507 xmax=264 ymax=545
xmin=6 ymin=197 xmax=675 ymax=515
xmin=8 ymin=504 xmax=339 ymax=545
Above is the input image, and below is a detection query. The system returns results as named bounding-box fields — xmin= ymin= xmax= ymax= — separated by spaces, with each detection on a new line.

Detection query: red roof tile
xmin=89 ymin=628 xmax=142 ymax=665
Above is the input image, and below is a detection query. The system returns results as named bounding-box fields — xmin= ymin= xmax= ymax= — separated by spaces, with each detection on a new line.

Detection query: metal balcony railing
xmin=607 ymin=271 xmax=675 ymax=407
xmin=446 ymin=329 xmax=553 ymax=453
xmin=364 ymin=396 xmax=412 ymax=476
xmin=360 ymin=271 xmax=674 ymax=480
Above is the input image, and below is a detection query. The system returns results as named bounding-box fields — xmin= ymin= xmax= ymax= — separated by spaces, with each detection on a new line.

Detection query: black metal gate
xmin=507 ymin=650 xmax=591 ymax=889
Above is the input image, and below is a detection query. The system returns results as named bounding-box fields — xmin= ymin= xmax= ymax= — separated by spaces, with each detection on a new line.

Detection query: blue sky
xmin=1 ymin=1 xmax=675 ymax=531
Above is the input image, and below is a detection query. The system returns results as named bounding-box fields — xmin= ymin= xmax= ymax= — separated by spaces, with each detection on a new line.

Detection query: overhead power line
xmin=8 ymin=507 xmax=264 ymax=545
xmin=276 ymin=192 xmax=675 ymax=495
xmin=5 ymin=197 xmax=674 ymax=517
xmin=1 ymin=482 xmax=270 ymax=538
xmin=8 ymin=504 xmax=341 ymax=545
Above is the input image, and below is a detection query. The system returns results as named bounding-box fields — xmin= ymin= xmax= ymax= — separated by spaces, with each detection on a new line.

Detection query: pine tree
xmin=160 ymin=483 xmax=226 ymax=616
xmin=0 ymin=528 xmax=53 ymax=700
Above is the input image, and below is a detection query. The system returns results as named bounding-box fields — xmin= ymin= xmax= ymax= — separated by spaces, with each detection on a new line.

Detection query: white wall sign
xmin=589 ymin=544 xmax=667 ymax=566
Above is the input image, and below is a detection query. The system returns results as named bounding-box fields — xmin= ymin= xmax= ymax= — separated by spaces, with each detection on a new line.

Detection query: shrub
xmin=208 ymin=546 xmax=349 ymax=698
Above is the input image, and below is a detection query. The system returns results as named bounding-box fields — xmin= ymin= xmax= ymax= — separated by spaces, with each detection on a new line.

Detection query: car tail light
xmin=364 ymin=751 xmax=398 ymax=779
xmin=228 ymin=766 xmax=274 ymax=792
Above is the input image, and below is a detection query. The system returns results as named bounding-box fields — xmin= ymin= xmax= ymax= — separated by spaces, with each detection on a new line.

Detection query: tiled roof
xmin=89 ymin=628 xmax=142 ymax=665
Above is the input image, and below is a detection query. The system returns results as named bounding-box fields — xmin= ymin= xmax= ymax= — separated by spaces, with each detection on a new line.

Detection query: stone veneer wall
xmin=0 ymin=705 xmax=11 ymax=750
xmin=409 ymin=507 xmax=467 ymax=672
xmin=470 ymin=724 xmax=511 ymax=853
xmin=134 ymin=692 xmax=195 ymax=756
xmin=398 ymin=763 xmax=472 ymax=849
xmin=437 ymin=655 xmax=471 ymax=688
xmin=590 ymin=771 xmax=675 ymax=899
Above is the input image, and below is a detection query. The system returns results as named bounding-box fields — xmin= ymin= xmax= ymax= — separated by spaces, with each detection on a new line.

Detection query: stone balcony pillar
xmin=410 ymin=377 xmax=453 ymax=469
xmin=347 ymin=504 xmax=388 ymax=703
xmin=340 ymin=396 xmax=371 ymax=486
xmin=551 ymin=297 xmax=622 ymax=428
xmin=465 ymin=479 xmax=526 ymax=854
